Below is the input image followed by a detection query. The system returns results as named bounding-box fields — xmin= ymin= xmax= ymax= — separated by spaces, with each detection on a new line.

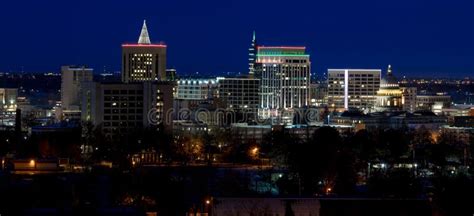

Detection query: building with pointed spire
xmin=248 ymin=31 xmax=257 ymax=77
xmin=122 ymin=20 xmax=167 ymax=83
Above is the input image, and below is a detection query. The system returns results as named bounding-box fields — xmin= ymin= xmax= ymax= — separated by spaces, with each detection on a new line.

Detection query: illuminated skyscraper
xmin=122 ymin=20 xmax=167 ymax=83
xmin=248 ymin=31 xmax=257 ymax=77
xmin=256 ymin=46 xmax=311 ymax=119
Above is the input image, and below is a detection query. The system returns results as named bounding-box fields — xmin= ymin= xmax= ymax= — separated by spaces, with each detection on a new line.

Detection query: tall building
xmin=60 ymin=66 xmax=93 ymax=112
xmin=375 ymin=65 xmax=403 ymax=112
xmin=122 ymin=20 xmax=167 ymax=83
xmin=217 ymin=77 xmax=260 ymax=119
xmin=81 ymin=81 xmax=174 ymax=137
xmin=256 ymin=46 xmax=311 ymax=119
xmin=248 ymin=31 xmax=257 ymax=77
xmin=327 ymin=69 xmax=381 ymax=111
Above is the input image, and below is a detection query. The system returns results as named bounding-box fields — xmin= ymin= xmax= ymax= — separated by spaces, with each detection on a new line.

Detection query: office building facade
xmin=217 ymin=77 xmax=260 ymax=119
xmin=401 ymin=87 xmax=417 ymax=113
xmin=327 ymin=69 xmax=381 ymax=111
xmin=256 ymin=46 xmax=311 ymax=119
xmin=416 ymin=94 xmax=451 ymax=113
xmin=81 ymin=81 xmax=174 ymax=137
xmin=60 ymin=66 xmax=93 ymax=113
xmin=175 ymin=79 xmax=218 ymax=101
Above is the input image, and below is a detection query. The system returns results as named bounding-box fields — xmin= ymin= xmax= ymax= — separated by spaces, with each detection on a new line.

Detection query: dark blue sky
xmin=1 ymin=0 xmax=473 ymax=77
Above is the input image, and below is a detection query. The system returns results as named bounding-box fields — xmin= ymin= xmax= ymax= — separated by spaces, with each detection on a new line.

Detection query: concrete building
xmin=122 ymin=20 xmax=167 ymax=83
xmin=440 ymin=126 xmax=474 ymax=146
xmin=211 ymin=198 xmax=320 ymax=216
xmin=416 ymin=94 xmax=451 ymax=113
xmin=175 ymin=79 xmax=217 ymax=101
xmin=309 ymin=83 xmax=327 ymax=107
xmin=330 ymin=110 xmax=447 ymax=130
xmin=165 ymin=68 xmax=177 ymax=81
xmin=327 ymin=69 xmax=381 ymax=112
xmin=60 ymin=66 xmax=93 ymax=120
xmin=81 ymin=81 xmax=174 ymax=137
xmin=217 ymin=77 xmax=260 ymax=120
xmin=256 ymin=46 xmax=311 ymax=119
xmin=401 ymin=87 xmax=417 ymax=113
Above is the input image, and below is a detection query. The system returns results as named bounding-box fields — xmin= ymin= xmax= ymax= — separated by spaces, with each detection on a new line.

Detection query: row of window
xmin=104 ymin=109 xmax=143 ymax=114
xmin=104 ymin=90 xmax=144 ymax=94
xmin=104 ymin=115 xmax=142 ymax=121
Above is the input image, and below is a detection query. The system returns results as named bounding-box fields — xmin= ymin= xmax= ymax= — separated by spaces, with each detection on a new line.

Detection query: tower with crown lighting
xmin=122 ymin=20 xmax=167 ymax=83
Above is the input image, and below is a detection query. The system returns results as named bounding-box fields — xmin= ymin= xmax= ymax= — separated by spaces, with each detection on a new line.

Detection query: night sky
xmin=1 ymin=0 xmax=473 ymax=77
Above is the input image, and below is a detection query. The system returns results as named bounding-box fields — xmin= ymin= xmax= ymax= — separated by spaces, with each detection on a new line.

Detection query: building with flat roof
xmin=327 ymin=69 xmax=381 ymax=112
xmin=256 ymin=46 xmax=311 ymax=119
xmin=416 ymin=94 xmax=451 ymax=113
xmin=175 ymin=79 xmax=217 ymax=101
xmin=81 ymin=81 xmax=174 ymax=137
xmin=60 ymin=66 xmax=93 ymax=120
xmin=401 ymin=87 xmax=417 ymax=113
xmin=217 ymin=77 xmax=260 ymax=120
xmin=122 ymin=20 xmax=167 ymax=83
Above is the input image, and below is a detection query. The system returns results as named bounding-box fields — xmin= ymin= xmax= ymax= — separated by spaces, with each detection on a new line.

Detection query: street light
xmin=251 ymin=147 xmax=259 ymax=156
xmin=326 ymin=187 xmax=332 ymax=195
xmin=29 ymin=159 xmax=35 ymax=168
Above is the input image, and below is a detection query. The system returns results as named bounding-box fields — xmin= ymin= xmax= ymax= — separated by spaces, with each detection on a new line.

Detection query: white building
xmin=327 ymin=69 xmax=381 ymax=112
xmin=256 ymin=46 xmax=311 ymax=119
xmin=175 ymin=79 xmax=217 ymax=100
xmin=60 ymin=66 xmax=93 ymax=120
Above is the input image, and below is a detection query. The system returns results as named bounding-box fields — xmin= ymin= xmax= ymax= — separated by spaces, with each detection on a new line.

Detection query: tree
xmin=285 ymin=127 xmax=342 ymax=195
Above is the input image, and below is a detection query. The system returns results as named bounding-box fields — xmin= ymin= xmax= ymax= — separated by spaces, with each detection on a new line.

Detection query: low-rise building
xmin=330 ymin=110 xmax=447 ymax=130
xmin=416 ymin=93 xmax=451 ymax=113
xmin=0 ymin=88 xmax=18 ymax=126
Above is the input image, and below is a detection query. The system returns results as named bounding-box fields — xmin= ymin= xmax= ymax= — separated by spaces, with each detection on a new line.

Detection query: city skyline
xmin=0 ymin=0 xmax=473 ymax=78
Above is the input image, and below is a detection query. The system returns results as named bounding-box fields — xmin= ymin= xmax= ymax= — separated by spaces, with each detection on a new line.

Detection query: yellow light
xmin=326 ymin=187 xmax=332 ymax=194
xmin=30 ymin=160 xmax=35 ymax=167
xmin=251 ymin=147 xmax=259 ymax=155
xmin=205 ymin=200 xmax=210 ymax=205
